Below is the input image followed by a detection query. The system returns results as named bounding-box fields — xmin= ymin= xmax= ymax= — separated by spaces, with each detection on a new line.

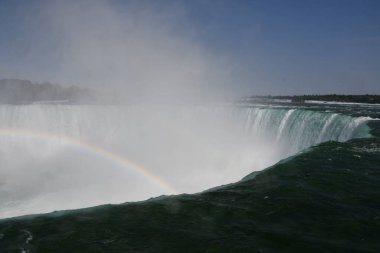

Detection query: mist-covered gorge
xmin=0 ymin=104 xmax=371 ymax=218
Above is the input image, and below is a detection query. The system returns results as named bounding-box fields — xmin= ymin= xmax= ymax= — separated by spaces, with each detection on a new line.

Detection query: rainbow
xmin=0 ymin=128 xmax=178 ymax=194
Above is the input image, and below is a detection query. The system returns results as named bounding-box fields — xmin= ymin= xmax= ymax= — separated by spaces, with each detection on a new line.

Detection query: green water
xmin=0 ymin=104 xmax=379 ymax=252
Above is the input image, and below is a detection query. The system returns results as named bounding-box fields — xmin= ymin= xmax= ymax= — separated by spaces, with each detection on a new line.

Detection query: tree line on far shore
xmin=0 ymin=79 xmax=115 ymax=104
xmin=249 ymin=94 xmax=380 ymax=104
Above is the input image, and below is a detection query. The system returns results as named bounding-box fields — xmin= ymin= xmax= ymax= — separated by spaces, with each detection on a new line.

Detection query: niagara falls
xmin=0 ymin=0 xmax=379 ymax=252
xmin=0 ymin=101 xmax=372 ymax=218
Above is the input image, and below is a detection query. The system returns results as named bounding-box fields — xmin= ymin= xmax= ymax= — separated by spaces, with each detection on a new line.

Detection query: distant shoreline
xmin=245 ymin=94 xmax=380 ymax=104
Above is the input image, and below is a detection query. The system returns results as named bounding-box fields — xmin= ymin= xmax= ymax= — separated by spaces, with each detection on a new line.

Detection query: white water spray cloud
xmin=41 ymin=0 xmax=236 ymax=102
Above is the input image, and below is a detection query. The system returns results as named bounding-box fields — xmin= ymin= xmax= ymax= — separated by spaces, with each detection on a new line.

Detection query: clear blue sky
xmin=0 ymin=0 xmax=379 ymax=95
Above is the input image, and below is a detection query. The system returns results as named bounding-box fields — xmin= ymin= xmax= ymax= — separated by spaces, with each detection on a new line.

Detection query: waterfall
xmin=0 ymin=104 xmax=371 ymax=218
xmin=239 ymin=107 xmax=370 ymax=155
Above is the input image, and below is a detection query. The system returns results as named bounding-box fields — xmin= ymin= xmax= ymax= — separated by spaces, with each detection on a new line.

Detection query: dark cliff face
xmin=0 ymin=79 xmax=95 ymax=104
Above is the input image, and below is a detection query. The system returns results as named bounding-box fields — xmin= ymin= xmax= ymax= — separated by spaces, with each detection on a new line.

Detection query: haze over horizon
xmin=0 ymin=0 xmax=379 ymax=98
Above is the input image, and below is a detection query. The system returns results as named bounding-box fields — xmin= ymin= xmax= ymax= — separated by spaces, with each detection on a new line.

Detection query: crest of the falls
xmin=0 ymin=104 xmax=371 ymax=218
